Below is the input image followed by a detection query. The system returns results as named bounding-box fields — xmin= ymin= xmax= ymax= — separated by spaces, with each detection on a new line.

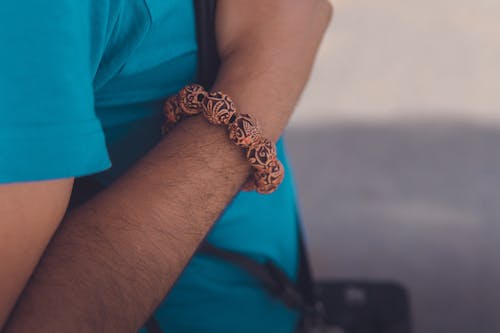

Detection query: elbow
xmin=282 ymin=0 xmax=334 ymax=35
xmin=307 ymin=0 xmax=334 ymax=31
xmin=322 ymin=0 xmax=334 ymax=25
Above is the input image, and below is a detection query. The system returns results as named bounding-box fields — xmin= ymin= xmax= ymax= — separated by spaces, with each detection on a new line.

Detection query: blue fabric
xmin=0 ymin=1 xmax=299 ymax=331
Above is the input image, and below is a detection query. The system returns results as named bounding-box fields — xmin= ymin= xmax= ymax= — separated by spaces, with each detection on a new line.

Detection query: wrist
xmin=165 ymin=115 xmax=251 ymax=178
xmin=162 ymin=85 xmax=285 ymax=193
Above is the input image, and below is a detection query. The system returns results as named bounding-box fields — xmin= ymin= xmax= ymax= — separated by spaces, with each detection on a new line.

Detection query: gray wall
xmin=288 ymin=1 xmax=500 ymax=332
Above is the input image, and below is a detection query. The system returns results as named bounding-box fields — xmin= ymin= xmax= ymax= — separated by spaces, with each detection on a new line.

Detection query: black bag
xmin=314 ymin=281 xmax=412 ymax=333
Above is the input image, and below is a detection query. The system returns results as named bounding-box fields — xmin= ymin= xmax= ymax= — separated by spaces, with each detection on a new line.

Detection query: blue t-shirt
xmin=0 ymin=1 xmax=299 ymax=331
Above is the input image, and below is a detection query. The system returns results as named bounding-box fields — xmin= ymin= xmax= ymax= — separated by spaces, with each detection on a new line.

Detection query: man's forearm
xmin=5 ymin=1 xmax=332 ymax=332
xmin=5 ymin=114 xmax=252 ymax=332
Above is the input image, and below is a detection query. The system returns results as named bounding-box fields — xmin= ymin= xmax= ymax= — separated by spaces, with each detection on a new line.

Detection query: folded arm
xmin=3 ymin=1 xmax=332 ymax=331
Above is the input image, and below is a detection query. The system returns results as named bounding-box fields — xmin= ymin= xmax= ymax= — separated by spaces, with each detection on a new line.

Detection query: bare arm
xmin=0 ymin=179 xmax=73 ymax=327
xmin=4 ymin=1 xmax=332 ymax=331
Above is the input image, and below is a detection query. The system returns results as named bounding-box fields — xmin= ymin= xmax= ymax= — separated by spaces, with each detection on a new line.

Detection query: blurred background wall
xmin=285 ymin=1 xmax=500 ymax=332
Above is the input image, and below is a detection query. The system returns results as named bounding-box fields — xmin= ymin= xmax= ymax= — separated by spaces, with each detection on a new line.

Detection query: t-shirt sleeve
xmin=0 ymin=2 xmax=111 ymax=184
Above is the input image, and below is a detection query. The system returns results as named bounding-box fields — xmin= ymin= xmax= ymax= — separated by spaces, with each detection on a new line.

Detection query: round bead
xmin=253 ymin=160 xmax=285 ymax=194
xmin=178 ymin=84 xmax=206 ymax=116
xmin=163 ymin=95 xmax=183 ymax=125
xmin=228 ymin=114 xmax=263 ymax=148
xmin=202 ymin=91 xmax=237 ymax=125
xmin=246 ymin=139 xmax=277 ymax=170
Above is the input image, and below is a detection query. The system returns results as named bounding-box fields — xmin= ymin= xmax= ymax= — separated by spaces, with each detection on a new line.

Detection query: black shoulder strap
xmin=197 ymin=229 xmax=325 ymax=329
xmin=295 ymin=228 xmax=326 ymax=331
xmin=193 ymin=0 xmax=220 ymax=89
xmin=198 ymin=242 xmax=305 ymax=309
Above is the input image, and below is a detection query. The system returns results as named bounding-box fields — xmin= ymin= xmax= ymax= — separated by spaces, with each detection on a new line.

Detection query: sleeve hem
xmin=0 ymin=122 xmax=111 ymax=184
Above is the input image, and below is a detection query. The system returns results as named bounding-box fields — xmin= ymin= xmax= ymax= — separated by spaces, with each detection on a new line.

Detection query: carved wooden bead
xmin=162 ymin=95 xmax=183 ymax=135
xmin=202 ymin=91 xmax=237 ymax=125
xmin=228 ymin=114 xmax=263 ymax=148
xmin=246 ymin=139 xmax=277 ymax=170
xmin=163 ymin=95 xmax=183 ymax=124
xmin=253 ymin=160 xmax=285 ymax=194
xmin=178 ymin=84 xmax=206 ymax=116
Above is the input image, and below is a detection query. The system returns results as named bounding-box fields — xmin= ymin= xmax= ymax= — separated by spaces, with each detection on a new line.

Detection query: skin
xmin=1 ymin=0 xmax=333 ymax=331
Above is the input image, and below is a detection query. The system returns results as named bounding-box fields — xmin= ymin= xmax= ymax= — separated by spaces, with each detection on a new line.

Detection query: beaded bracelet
xmin=162 ymin=84 xmax=284 ymax=194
